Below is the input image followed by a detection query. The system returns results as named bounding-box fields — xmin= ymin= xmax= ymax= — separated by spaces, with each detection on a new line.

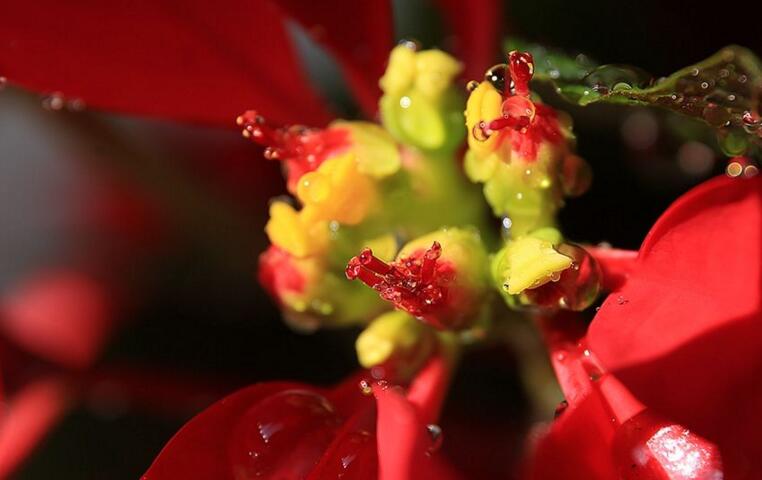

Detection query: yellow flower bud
xmin=494 ymin=234 xmax=573 ymax=295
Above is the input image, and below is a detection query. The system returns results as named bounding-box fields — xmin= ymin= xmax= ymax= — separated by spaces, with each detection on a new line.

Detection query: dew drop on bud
xmin=472 ymin=122 xmax=491 ymax=142
xmin=466 ymin=80 xmax=480 ymax=92
xmin=398 ymin=38 xmax=421 ymax=51
xmin=484 ymin=64 xmax=507 ymax=92
xmin=425 ymin=424 xmax=443 ymax=455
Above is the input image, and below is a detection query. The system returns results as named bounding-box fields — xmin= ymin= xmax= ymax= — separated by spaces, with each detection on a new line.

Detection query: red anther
xmin=358 ymin=248 xmax=394 ymax=275
xmin=345 ymin=257 xmax=385 ymax=288
xmin=420 ymin=241 xmax=441 ymax=283
xmin=508 ymin=51 xmax=534 ymax=97
xmin=346 ymin=243 xmax=453 ymax=324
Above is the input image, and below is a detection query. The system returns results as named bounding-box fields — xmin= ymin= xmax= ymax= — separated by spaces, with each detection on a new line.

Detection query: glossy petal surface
xmin=589 ymin=175 xmax=762 ymax=477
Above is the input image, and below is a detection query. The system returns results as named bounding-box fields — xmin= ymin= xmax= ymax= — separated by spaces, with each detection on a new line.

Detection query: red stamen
xmin=345 ymin=257 xmax=384 ymax=288
xmin=420 ymin=241 xmax=441 ymax=283
xmin=236 ymin=110 xmax=350 ymax=191
xmin=358 ymin=248 xmax=394 ymax=275
xmin=346 ymin=243 xmax=452 ymax=322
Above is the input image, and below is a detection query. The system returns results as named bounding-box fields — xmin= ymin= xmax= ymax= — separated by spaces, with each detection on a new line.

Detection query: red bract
xmin=531 ymin=175 xmax=761 ymax=479
xmin=0 ymin=378 xmax=72 ymax=478
xmin=0 ymin=0 xmax=502 ymax=127
xmin=0 ymin=269 xmax=114 ymax=370
xmin=144 ymin=354 xmax=460 ymax=480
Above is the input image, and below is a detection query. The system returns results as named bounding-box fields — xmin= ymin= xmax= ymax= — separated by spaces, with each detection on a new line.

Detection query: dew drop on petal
xmin=554 ymin=400 xmax=569 ymax=418
xmin=41 ymin=92 xmax=65 ymax=111
xmin=425 ymin=424 xmax=443 ymax=455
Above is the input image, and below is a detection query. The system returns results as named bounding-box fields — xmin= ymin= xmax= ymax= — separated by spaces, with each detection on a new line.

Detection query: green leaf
xmin=504 ymin=39 xmax=762 ymax=156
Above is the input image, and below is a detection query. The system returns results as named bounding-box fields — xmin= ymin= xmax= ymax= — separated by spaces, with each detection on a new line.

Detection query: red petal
xmin=277 ymin=0 xmax=393 ymax=118
xmin=0 ymin=378 xmax=71 ymax=478
xmin=0 ymin=1 xmax=331 ymax=127
xmin=588 ymin=175 xmax=762 ymax=476
xmin=0 ymin=270 xmax=114 ymax=369
xmin=585 ymin=246 xmax=638 ymax=291
xmin=373 ymin=384 xmax=461 ymax=480
xmin=527 ymin=393 xmax=618 ymax=480
xmin=143 ymin=381 xmax=304 ymax=479
xmin=433 ymin=0 xmax=504 ymax=81
xmin=144 ymin=374 xmax=375 ymax=479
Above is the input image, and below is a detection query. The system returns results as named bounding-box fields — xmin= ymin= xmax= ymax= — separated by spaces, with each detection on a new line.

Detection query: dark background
xmin=2 ymin=0 xmax=761 ymax=477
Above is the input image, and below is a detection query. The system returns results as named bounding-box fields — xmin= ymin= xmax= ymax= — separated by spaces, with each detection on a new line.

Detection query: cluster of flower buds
xmin=256 ymin=45 xmax=605 ymax=379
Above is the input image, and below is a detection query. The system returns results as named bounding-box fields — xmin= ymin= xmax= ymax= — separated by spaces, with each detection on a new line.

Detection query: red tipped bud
xmin=237 ymin=110 xmax=350 ymax=192
xmin=347 ymin=228 xmax=490 ymax=330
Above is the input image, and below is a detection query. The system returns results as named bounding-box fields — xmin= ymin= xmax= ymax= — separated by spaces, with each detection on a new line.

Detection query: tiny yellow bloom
xmin=296 ymin=152 xmax=378 ymax=225
xmin=264 ymin=201 xmax=329 ymax=258
xmin=494 ymin=234 xmax=573 ymax=295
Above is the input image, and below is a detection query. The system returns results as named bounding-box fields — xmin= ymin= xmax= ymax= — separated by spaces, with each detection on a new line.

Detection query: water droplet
xmin=744 ymin=165 xmax=759 ymax=178
xmin=399 ymin=96 xmax=411 ymax=109
xmin=229 ymin=390 xmax=341 ymax=478
xmin=702 ymin=104 xmax=731 ymax=128
xmin=484 ymin=64 xmax=507 ymax=92
xmin=555 ymin=351 xmax=567 ymax=362
xmin=583 ymin=64 xmax=653 ymax=90
xmin=472 ymin=122 xmax=491 ymax=142
xmin=616 ymin=295 xmax=628 ymax=305
xmin=67 ymin=98 xmax=86 ymax=111
xmin=690 ymin=68 xmax=700 ymax=77
xmin=554 ymin=400 xmax=569 ymax=418
xmin=726 ymin=161 xmax=744 ymax=177
xmin=398 ymin=38 xmax=420 ymax=51
xmin=358 ymin=380 xmax=372 ymax=395
xmin=466 ymin=80 xmax=479 ymax=92
xmin=718 ymin=130 xmax=749 ymax=157
xmin=41 ymin=92 xmax=65 ymax=111
xmin=426 ymin=424 xmax=443 ymax=454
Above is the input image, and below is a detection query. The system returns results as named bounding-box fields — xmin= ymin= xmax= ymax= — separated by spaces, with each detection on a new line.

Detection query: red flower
xmin=529 ymin=174 xmax=762 ymax=479
xmin=144 ymin=351 xmax=460 ymax=479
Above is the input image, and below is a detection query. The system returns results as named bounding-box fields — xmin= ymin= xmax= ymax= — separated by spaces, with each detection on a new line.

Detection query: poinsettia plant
xmin=1 ymin=1 xmax=761 ymax=479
